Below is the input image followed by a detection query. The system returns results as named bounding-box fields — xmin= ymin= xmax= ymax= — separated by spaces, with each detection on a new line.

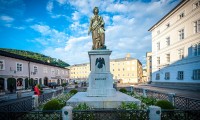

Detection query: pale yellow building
xmin=68 ymin=63 xmax=90 ymax=80
xmin=68 ymin=54 xmax=143 ymax=84
xmin=146 ymin=52 xmax=152 ymax=82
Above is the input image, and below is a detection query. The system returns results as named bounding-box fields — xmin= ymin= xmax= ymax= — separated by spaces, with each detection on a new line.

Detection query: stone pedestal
xmin=87 ymin=50 xmax=116 ymax=96
xmin=67 ymin=49 xmax=141 ymax=109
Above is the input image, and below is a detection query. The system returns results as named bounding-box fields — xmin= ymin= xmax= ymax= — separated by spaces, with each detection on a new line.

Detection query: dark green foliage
xmin=61 ymin=83 xmax=67 ymax=87
xmin=155 ymin=100 xmax=174 ymax=109
xmin=74 ymin=103 xmax=91 ymax=110
xmin=119 ymin=88 xmax=127 ymax=93
xmin=140 ymin=96 xmax=157 ymax=106
xmin=119 ymin=102 xmax=139 ymax=110
xmin=0 ymin=48 xmax=70 ymax=67
xmin=69 ymin=89 xmax=78 ymax=94
xmin=43 ymin=99 xmax=61 ymax=110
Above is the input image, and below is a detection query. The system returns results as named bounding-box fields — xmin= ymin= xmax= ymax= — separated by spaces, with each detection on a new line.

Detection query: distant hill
xmin=0 ymin=48 xmax=70 ymax=67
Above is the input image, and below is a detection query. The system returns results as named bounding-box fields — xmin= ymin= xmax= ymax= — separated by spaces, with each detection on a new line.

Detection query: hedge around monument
xmin=69 ymin=89 xmax=78 ymax=94
xmin=155 ymin=100 xmax=174 ymax=109
xmin=43 ymin=99 xmax=61 ymax=110
xmin=119 ymin=88 xmax=127 ymax=93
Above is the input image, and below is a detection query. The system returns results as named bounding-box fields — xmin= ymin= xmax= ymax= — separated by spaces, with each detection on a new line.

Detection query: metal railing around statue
xmin=38 ymin=92 xmax=54 ymax=105
xmin=161 ymin=109 xmax=200 ymax=120
xmin=0 ymin=96 xmax=33 ymax=112
xmin=73 ymin=109 xmax=149 ymax=120
xmin=0 ymin=110 xmax=62 ymax=120
xmin=133 ymin=87 xmax=200 ymax=110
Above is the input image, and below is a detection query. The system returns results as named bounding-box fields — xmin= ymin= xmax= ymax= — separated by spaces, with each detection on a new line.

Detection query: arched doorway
xmin=25 ymin=78 xmax=29 ymax=89
xmin=29 ymin=78 xmax=34 ymax=87
xmin=0 ymin=78 xmax=4 ymax=91
xmin=39 ymin=78 xmax=42 ymax=85
xmin=7 ymin=78 xmax=16 ymax=93
xmin=17 ymin=78 xmax=23 ymax=90
xmin=57 ymin=79 xmax=60 ymax=85
xmin=44 ymin=77 xmax=48 ymax=86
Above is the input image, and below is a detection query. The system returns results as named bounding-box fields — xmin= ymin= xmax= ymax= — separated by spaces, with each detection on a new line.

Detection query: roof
xmin=110 ymin=57 xmax=136 ymax=62
xmin=148 ymin=0 xmax=188 ymax=31
xmin=0 ymin=50 xmax=68 ymax=69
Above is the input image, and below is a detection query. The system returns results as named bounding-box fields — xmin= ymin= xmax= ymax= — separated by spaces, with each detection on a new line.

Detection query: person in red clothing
xmin=34 ymin=85 xmax=40 ymax=95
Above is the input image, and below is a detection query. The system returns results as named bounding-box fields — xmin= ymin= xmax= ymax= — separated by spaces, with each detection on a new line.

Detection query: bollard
xmin=168 ymin=93 xmax=175 ymax=106
xmin=149 ymin=106 xmax=161 ymax=120
xmin=143 ymin=88 xmax=147 ymax=98
xmin=62 ymin=106 xmax=73 ymax=120
xmin=32 ymin=95 xmax=38 ymax=108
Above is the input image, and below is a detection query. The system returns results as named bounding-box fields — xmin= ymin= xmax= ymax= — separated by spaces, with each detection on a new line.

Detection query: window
xmin=194 ymin=20 xmax=200 ymax=33
xmin=0 ymin=60 xmax=5 ymax=70
xmin=179 ymin=29 xmax=184 ymax=40
xmin=157 ymin=30 xmax=160 ymax=34
xmin=156 ymin=73 xmax=160 ymax=80
xmin=166 ymin=37 xmax=170 ymax=46
xmin=165 ymin=72 xmax=170 ymax=80
xmin=56 ymin=69 xmax=59 ymax=75
xmin=178 ymin=48 xmax=184 ymax=59
xmin=193 ymin=43 xmax=200 ymax=56
xmin=193 ymin=1 xmax=200 ymax=9
xmin=193 ymin=69 xmax=200 ymax=80
xmin=33 ymin=66 xmax=38 ymax=73
xmin=157 ymin=42 xmax=160 ymax=50
xmin=51 ymin=68 xmax=55 ymax=75
xmin=166 ymin=54 xmax=170 ymax=63
xmin=179 ymin=12 xmax=184 ymax=19
xmin=166 ymin=23 xmax=170 ymax=28
xmin=16 ymin=63 xmax=23 ymax=72
xmin=177 ymin=71 xmax=184 ymax=80
xmin=43 ymin=67 xmax=48 ymax=73
xmin=157 ymin=57 xmax=160 ymax=65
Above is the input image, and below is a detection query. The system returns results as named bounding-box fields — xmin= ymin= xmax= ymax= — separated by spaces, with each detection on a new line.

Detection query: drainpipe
xmin=28 ymin=61 xmax=30 ymax=87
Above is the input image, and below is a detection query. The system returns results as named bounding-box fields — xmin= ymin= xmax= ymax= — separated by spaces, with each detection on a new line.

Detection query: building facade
xmin=149 ymin=0 xmax=200 ymax=85
xmin=68 ymin=54 xmax=143 ymax=84
xmin=146 ymin=52 xmax=152 ymax=82
xmin=0 ymin=50 xmax=69 ymax=92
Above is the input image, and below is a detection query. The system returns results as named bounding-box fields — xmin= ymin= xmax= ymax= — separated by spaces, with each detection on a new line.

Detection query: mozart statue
xmin=88 ymin=7 xmax=106 ymax=50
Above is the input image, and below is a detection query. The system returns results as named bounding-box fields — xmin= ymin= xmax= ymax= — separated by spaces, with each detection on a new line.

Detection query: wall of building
xmin=0 ymin=55 xmax=69 ymax=91
xmin=68 ymin=56 xmax=143 ymax=84
xmin=150 ymin=0 xmax=200 ymax=84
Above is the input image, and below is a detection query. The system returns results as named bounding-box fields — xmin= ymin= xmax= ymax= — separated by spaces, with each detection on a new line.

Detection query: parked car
xmin=48 ymin=82 xmax=58 ymax=89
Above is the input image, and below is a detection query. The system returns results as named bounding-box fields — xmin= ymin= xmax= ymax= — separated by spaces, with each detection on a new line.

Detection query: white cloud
xmin=36 ymin=0 xmax=180 ymax=65
xmin=56 ymin=0 xmax=67 ymax=5
xmin=0 ymin=15 xmax=14 ymax=22
xmin=30 ymin=24 xmax=68 ymax=47
xmin=72 ymin=11 xmax=80 ymax=21
xmin=25 ymin=18 xmax=34 ymax=22
xmin=46 ymin=1 xmax=53 ymax=13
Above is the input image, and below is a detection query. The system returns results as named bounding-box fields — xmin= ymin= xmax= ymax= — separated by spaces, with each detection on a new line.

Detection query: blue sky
xmin=0 ymin=0 xmax=180 ymax=66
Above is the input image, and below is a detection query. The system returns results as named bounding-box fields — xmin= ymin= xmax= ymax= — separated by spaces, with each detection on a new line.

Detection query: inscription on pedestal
xmin=95 ymin=78 xmax=106 ymax=80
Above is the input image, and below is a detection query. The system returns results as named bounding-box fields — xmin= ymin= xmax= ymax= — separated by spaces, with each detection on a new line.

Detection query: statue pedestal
xmin=67 ymin=49 xmax=141 ymax=109
xmin=87 ymin=50 xmax=116 ymax=96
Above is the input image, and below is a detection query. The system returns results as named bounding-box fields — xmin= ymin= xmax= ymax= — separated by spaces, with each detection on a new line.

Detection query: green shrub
xmin=155 ymin=100 xmax=174 ymax=109
xmin=43 ymin=99 xmax=61 ymax=110
xmin=119 ymin=88 xmax=127 ymax=93
xmin=140 ymin=96 xmax=157 ymax=106
xmin=119 ymin=102 xmax=139 ymax=110
xmin=62 ymin=83 xmax=67 ymax=87
xmin=69 ymin=89 xmax=78 ymax=94
xmin=74 ymin=103 xmax=91 ymax=110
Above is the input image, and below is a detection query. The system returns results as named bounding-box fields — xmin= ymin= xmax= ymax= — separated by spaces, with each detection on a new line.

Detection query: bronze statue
xmin=88 ymin=7 xmax=106 ymax=50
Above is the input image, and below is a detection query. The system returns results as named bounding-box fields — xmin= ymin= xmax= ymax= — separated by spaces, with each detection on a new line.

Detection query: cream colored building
xmin=68 ymin=63 xmax=90 ymax=80
xmin=0 ymin=50 xmax=69 ymax=92
xmin=68 ymin=54 xmax=143 ymax=84
xmin=149 ymin=0 xmax=200 ymax=85
xmin=146 ymin=52 xmax=152 ymax=82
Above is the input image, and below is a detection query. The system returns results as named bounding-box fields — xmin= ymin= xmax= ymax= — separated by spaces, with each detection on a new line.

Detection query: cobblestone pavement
xmin=133 ymin=84 xmax=200 ymax=99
